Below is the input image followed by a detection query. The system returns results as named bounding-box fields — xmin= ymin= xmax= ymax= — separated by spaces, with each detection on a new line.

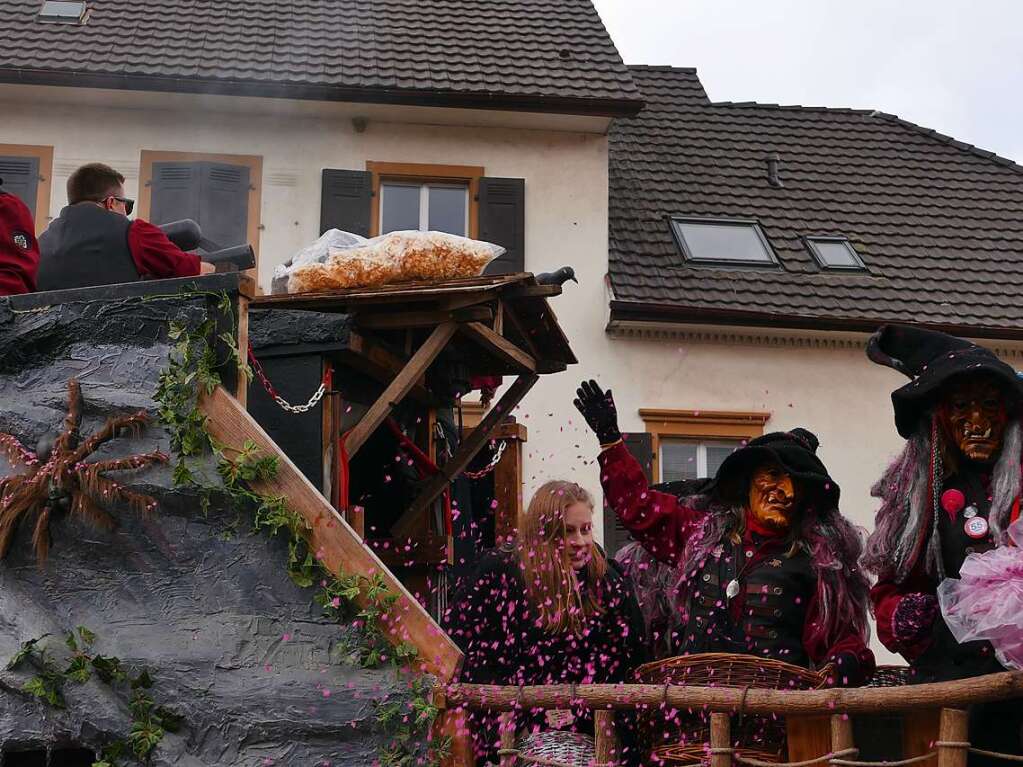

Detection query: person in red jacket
xmin=863 ymin=324 xmax=1023 ymax=765
xmin=36 ymin=163 xmax=213 ymax=291
xmin=574 ymin=380 xmax=874 ymax=686
xmin=0 ymin=180 xmax=40 ymax=295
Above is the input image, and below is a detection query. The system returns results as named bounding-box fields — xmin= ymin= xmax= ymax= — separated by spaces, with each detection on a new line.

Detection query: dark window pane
xmin=673 ymin=220 xmax=774 ymax=263
xmin=380 ymin=183 xmax=420 ymax=233
xmin=661 ymin=441 xmax=698 ymax=482
xmin=812 ymin=240 xmax=862 ymax=268
xmin=428 ymin=185 xmax=467 ymax=235
xmin=705 ymin=445 xmax=737 ymax=477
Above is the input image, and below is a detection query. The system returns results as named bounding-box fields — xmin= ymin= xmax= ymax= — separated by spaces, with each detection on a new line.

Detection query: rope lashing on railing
xmin=828 ymin=754 xmax=934 ymax=767
xmin=494 ymin=748 xmax=614 ymax=767
xmin=735 ymin=747 xmax=859 ymax=767
xmin=934 ymin=742 xmax=1023 ymax=764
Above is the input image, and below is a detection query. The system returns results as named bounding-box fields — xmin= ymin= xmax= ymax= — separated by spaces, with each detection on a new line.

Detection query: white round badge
xmin=964 ymin=516 xmax=989 ymax=539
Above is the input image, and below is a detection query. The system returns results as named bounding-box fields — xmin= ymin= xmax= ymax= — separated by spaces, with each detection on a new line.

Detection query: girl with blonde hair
xmin=445 ymin=480 xmax=646 ymax=764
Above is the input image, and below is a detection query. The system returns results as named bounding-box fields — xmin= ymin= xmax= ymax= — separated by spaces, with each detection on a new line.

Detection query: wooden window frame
xmin=639 ymin=408 xmax=770 ymax=483
xmin=366 ymin=161 xmax=483 ymax=238
xmin=137 ymin=149 xmax=263 ymax=272
xmin=0 ymin=143 xmax=53 ymax=235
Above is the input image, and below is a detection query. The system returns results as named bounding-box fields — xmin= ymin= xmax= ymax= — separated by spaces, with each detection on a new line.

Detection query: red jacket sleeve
xmin=127 ymin=219 xmax=200 ymax=279
xmin=0 ymin=193 xmax=39 ymax=295
xmin=870 ymin=560 xmax=936 ymax=660
xmin=597 ymin=441 xmax=706 ymax=568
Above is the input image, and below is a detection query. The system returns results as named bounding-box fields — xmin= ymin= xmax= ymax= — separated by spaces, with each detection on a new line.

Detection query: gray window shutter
xmin=150 ymin=162 xmax=201 ymax=226
xmin=0 ymin=156 xmax=40 ymax=217
xmin=478 ymin=176 xmax=524 ymax=275
xmin=603 ymin=431 xmax=652 ymax=557
xmin=320 ymin=169 xmax=372 ymax=236
xmin=198 ymin=162 xmax=250 ymax=247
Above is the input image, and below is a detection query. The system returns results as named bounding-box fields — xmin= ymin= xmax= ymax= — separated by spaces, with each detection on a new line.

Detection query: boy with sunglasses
xmin=37 ymin=162 xmax=213 ymax=291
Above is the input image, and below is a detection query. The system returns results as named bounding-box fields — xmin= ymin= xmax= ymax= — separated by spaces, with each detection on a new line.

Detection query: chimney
xmin=766 ymin=153 xmax=783 ymax=188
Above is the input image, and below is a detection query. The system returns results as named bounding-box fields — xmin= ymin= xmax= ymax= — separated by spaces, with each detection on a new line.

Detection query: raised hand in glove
xmin=573 ymin=379 xmax=622 ymax=446
xmin=892 ymin=593 xmax=939 ymax=647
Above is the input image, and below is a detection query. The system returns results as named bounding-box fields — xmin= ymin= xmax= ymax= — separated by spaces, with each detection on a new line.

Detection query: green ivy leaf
xmin=64 ymin=655 xmax=92 ymax=683
xmin=7 ymin=636 xmax=44 ymax=670
xmin=77 ymin=626 xmax=96 ymax=647
xmin=154 ymin=705 xmax=184 ymax=733
xmin=131 ymin=669 xmax=154 ymax=690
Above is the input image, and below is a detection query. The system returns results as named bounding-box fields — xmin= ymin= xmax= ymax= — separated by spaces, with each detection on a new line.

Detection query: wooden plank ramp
xmin=200 ymin=385 xmax=463 ymax=681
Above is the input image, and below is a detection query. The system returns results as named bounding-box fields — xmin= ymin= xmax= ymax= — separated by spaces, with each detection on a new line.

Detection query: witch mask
xmin=748 ymin=463 xmax=801 ymax=533
xmin=939 ymin=376 xmax=1009 ymax=464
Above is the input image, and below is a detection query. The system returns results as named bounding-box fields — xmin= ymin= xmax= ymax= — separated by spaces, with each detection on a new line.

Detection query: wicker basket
xmin=864 ymin=664 xmax=913 ymax=688
xmin=634 ymin=653 xmax=831 ymax=754
xmin=636 ymin=652 xmax=830 ymax=691
xmin=515 ymin=730 xmax=596 ymax=766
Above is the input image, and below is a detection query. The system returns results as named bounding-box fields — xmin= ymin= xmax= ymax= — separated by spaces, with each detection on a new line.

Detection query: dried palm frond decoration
xmin=0 ymin=378 xmax=168 ymax=563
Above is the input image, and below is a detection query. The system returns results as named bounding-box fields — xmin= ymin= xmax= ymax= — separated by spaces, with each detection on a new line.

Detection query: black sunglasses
xmin=108 ymin=195 xmax=134 ymax=215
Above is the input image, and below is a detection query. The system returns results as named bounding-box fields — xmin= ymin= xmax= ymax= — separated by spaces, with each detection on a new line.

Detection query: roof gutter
xmin=0 ymin=67 xmax=646 ymax=118
xmin=608 ymin=300 xmax=1023 ymax=343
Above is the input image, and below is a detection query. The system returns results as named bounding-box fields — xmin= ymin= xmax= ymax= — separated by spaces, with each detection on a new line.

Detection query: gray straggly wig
xmin=862 ymin=419 xmax=1022 ymax=583
xmin=672 ymin=492 xmax=872 ymax=652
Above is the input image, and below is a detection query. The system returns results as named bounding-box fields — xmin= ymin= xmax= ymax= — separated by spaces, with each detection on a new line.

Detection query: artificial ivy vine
xmin=5 ymin=628 xmax=181 ymax=766
xmin=153 ymin=289 xmax=448 ymax=766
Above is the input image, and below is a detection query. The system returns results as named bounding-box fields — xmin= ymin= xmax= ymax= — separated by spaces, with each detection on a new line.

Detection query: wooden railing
xmin=434 ymin=673 xmax=1023 ymax=767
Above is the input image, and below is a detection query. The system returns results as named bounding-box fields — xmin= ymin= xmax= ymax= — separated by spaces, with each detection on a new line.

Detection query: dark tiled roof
xmin=0 ymin=0 xmax=641 ymax=116
xmin=609 ymin=66 xmax=1023 ymax=335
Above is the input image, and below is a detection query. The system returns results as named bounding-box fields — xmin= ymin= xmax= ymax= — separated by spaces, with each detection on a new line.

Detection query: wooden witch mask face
xmin=747 ymin=463 xmax=801 ymax=532
xmin=939 ymin=376 xmax=1008 ymax=464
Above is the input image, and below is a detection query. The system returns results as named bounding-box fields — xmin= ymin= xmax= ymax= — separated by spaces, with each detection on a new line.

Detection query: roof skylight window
xmin=805 ymin=236 xmax=866 ymax=271
xmin=669 ymin=217 xmax=777 ymax=266
xmin=38 ymin=1 xmax=87 ymax=23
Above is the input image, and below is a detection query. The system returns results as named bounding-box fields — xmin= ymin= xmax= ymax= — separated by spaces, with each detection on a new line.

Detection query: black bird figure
xmin=535 ymin=266 xmax=577 ymax=286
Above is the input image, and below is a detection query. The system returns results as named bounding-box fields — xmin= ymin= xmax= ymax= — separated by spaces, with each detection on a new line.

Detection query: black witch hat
xmin=867 ymin=324 xmax=1023 ymax=438
xmin=656 ymin=428 xmax=840 ymax=510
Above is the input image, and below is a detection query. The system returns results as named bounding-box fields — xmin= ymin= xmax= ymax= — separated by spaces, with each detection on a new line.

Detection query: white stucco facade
xmin=0 ymin=83 xmax=610 ymax=293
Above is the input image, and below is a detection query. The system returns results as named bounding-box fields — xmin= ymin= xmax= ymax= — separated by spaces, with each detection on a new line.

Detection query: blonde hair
xmin=516 ymin=480 xmax=607 ymax=635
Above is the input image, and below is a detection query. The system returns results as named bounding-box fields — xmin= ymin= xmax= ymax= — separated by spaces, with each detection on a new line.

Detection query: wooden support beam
xmin=445 ymin=673 xmax=1023 ymax=714
xmin=435 ymin=704 xmax=475 ymax=767
xmin=200 ymin=386 xmax=463 ymax=681
xmin=460 ymin=322 xmax=537 ymax=373
xmin=937 ymin=708 xmax=969 ymax=767
xmin=458 ymin=323 xmax=536 ymax=374
xmin=343 ymin=322 xmax=457 ymax=458
xmin=357 ymin=306 xmax=492 ymax=329
xmin=234 ymin=291 xmax=250 ymax=408
xmin=710 ymin=712 xmax=732 ymax=767
xmin=503 ymin=284 xmax=563 ymax=299
xmin=392 ymin=373 xmax=539 ymax=538
xmin=499 ymin=711 xmax=516 ymax=767
xmin=500 ymin=303 xmax=540 ymax=358
xmin=594 ymin=710 xmax=618 ymax=765
xmin=831 ymin=713 xmax=856 ymax=757
xmin=787 ymin=716 xmax=831 ymax=764
xmin=341 ymin=331 xmax=437 ymax=405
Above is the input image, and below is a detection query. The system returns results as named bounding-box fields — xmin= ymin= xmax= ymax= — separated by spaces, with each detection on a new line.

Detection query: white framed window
xmin=670 ymin=216 xmax=777 ymax=266
xmin=380 ymin=181 xmax=469 ymax=236
xmin=805 ymin=236 xmax=866 ymax=271
xmin=659 ymin=438 xmax=741 ymax=482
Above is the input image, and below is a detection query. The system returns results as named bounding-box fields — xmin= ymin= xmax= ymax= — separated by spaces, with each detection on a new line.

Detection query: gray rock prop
xmin=0 ymin=289 xmax=399 ymax=765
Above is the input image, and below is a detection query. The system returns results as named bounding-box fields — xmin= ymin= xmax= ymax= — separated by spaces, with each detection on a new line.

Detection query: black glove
xmin=573 ymin=379 xmax=621 ymax=445
xmin=825 ymin=651 xmax=865 ymax=688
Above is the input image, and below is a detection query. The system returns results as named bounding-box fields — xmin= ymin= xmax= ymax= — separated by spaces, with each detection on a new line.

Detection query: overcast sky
xmin=592 ymin=0 xmax=1023 ymax=163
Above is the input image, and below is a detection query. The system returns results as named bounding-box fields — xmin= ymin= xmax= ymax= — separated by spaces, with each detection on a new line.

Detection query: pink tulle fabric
xmin=937 ymin=518 xmax=1023 ymax=670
